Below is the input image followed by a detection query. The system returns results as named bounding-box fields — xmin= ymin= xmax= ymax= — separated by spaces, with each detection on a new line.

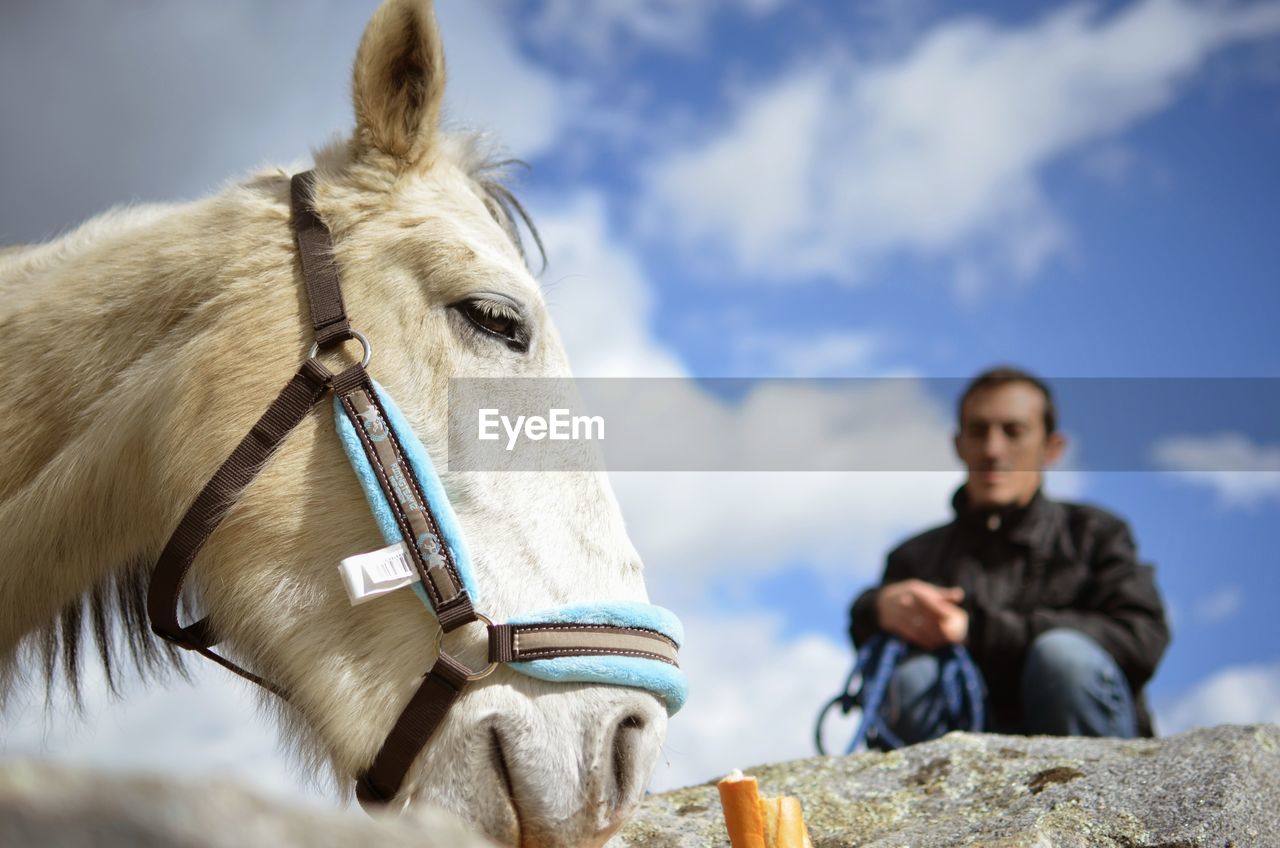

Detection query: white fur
xmin=0 ymin=2 xmax=667 ymax=845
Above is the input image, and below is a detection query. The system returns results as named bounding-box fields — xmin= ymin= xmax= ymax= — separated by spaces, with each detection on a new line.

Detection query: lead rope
xmin=814 ymin=634 xmax=985 ymax=755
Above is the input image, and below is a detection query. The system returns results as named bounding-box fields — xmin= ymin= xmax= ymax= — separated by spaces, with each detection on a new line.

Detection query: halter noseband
xmin=146 ymin=170 xmax=687 ymax=807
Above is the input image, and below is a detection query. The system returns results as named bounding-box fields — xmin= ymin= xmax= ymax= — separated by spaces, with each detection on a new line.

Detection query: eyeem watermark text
xmin=478 ymin=408 xmax=605 ymax=451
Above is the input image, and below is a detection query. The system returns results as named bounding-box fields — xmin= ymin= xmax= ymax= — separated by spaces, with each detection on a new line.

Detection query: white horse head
xmin=0 ymin=2 xmax=674 ymax=845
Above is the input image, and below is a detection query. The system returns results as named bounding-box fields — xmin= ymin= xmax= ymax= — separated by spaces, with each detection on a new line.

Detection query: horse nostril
xmin=611 ymin=713 xmax=648 ymax=807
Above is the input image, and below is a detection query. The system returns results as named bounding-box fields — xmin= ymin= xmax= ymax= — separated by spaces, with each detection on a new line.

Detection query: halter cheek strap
xmin=146 ymin=170 xmax=687 ymax=810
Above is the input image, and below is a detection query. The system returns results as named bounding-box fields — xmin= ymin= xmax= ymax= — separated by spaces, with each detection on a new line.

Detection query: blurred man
xmin=849 ymin=367 xmax=1170 ymax=743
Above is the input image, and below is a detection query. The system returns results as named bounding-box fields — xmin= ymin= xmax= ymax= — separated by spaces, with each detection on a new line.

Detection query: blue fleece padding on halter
xmin=337 ymin=384 xmax=687 ymax=715
xmin=510 ymin=654 xmax=688 ymax=716
xmin=334 ymin=380 xmax=480 ymax=607
xmin=505 ymin=601 xmax=688 ymax=715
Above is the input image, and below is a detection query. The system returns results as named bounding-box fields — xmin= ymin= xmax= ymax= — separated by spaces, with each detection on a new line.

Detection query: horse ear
xmin=352 ymin=0 xmax=446 ymax=165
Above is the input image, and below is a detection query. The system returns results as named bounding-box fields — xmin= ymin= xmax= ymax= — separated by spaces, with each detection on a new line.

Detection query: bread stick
xmin=719 ymin=770 xmax=814 ymax=848
xmin=759 ymin=795 xmax=780 ymax=848
xmin=776 ymin=796 xmax=806 ymax=848
xmin=718 ymin=769 xmax=766 ymax=848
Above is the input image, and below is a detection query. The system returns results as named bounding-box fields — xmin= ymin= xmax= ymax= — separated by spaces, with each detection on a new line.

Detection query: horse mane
xmin=0 ymin=132 xmax=543 ymax=712
xmin=14 ymin=559 xmax=190 ymax=710
xmin=455 ymin=138 xmax=547 ymax=273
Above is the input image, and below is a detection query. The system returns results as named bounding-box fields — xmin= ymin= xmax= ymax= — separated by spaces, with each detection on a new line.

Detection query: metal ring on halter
xmin=307 ymin=329 xmax=372 ymax=369
xmin=429 ymin=612 xmax=499 ymax=682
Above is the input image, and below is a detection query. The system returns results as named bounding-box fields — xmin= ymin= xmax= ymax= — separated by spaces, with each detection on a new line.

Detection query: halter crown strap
xmin=290 ymin=171 xmax=353 ymax=348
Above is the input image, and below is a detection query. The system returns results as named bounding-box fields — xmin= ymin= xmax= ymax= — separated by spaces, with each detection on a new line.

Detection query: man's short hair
xmin=958 ymin=366 xmax=1057 ymax=435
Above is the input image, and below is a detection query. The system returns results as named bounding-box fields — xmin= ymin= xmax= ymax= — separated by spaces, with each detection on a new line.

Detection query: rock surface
xmin=3 ymin=725 xmax=1275 ymax=847
xmin=619 ymin=724 xmax=1280 ymax=848
xmin=0 ymin=759 xmax=493 ymax=848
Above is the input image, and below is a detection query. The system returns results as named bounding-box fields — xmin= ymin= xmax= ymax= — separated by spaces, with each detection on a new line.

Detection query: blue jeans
xmin=878 ymin=628 xmax=1137 ymax=744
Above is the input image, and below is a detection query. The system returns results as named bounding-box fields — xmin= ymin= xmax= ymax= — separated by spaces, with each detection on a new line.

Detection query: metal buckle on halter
xmin=307 ymin=328 xmax=373 ymax=369
xmin=429 ymin=611 xmax=499 ymax=681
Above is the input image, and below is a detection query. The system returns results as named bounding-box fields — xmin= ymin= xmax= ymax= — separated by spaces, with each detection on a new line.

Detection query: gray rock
xmin=4 ymin=726 xmax=1275 ymax=847
xmin=0 ymin=759 xmax=494 ymax=848
xmin=618 ymin=724 xmax=1280 ymax=848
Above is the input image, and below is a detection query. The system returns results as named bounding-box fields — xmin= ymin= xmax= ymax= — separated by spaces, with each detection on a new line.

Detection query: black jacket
xmin=850 ymin=487 xmax=1171 ymax=736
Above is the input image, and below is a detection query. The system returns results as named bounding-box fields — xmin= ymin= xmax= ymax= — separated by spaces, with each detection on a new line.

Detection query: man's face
xmin=954 ymin=382 xmax=1065 ymax=508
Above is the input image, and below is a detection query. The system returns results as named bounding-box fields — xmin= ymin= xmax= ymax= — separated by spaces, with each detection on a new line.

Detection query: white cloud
xmin=645 ymin=69 xmax=830 ymax=277
xmin=0 ymin=657 xmax=337 ymax=808
xmin=524 ymin=0 xmax=786 ymax=64
xmin=436 ymin=4 xmax=569 ymax=160
xmin=1077 ymin=141 xmax=1140 ymax=185
xmin=645 ymin=0 xmax=1280 ymax=288
xmin=603 ymin=383 xmax=966 ymax=591
xmin=535 ymin=192 xmax=689 ymax=378
xmin=1160 ymin=661 xmax=1280 ymax=733
xmin=850 ymin=0 xmax=941 ymax=57
xmin=1193 ymin=585 xmax=1244 ymax=625
xmin=651 ymin=612 xmax=851 ymax=791
xmin=620 ymin=471 xmax=960 ymax=613
xmin=1152 ymin=432 xmax=1280 ymax=506
xmin=733 ymin=329 xmax=883 ymax=377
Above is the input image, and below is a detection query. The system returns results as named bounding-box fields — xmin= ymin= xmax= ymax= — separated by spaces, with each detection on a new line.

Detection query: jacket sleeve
xmin=849 ymin=548 xmax=912 ymax=649
xmin=966 ymin=518 xmax=1171 ymax=690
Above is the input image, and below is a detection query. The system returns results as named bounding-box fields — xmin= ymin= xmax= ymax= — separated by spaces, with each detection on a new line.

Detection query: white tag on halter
xmin=338 ymin=542 xmax=421 ymax=605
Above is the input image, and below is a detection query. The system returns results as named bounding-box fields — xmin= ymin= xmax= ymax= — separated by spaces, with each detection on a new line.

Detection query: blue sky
xmin=2 ymin=0 xmax=1278 ymax=799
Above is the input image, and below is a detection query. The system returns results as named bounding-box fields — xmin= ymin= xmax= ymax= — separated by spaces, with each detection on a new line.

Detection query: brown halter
xmin=147 ymin=170 xmax=681 ymax=806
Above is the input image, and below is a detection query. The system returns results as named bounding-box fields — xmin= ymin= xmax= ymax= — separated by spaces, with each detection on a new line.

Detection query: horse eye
xmin=454 ymin=297 xmax=529 ymax=353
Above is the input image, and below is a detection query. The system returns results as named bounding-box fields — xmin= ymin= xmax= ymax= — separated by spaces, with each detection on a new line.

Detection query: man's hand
xmin=875 ymin=579 xmax=969 ymax=651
